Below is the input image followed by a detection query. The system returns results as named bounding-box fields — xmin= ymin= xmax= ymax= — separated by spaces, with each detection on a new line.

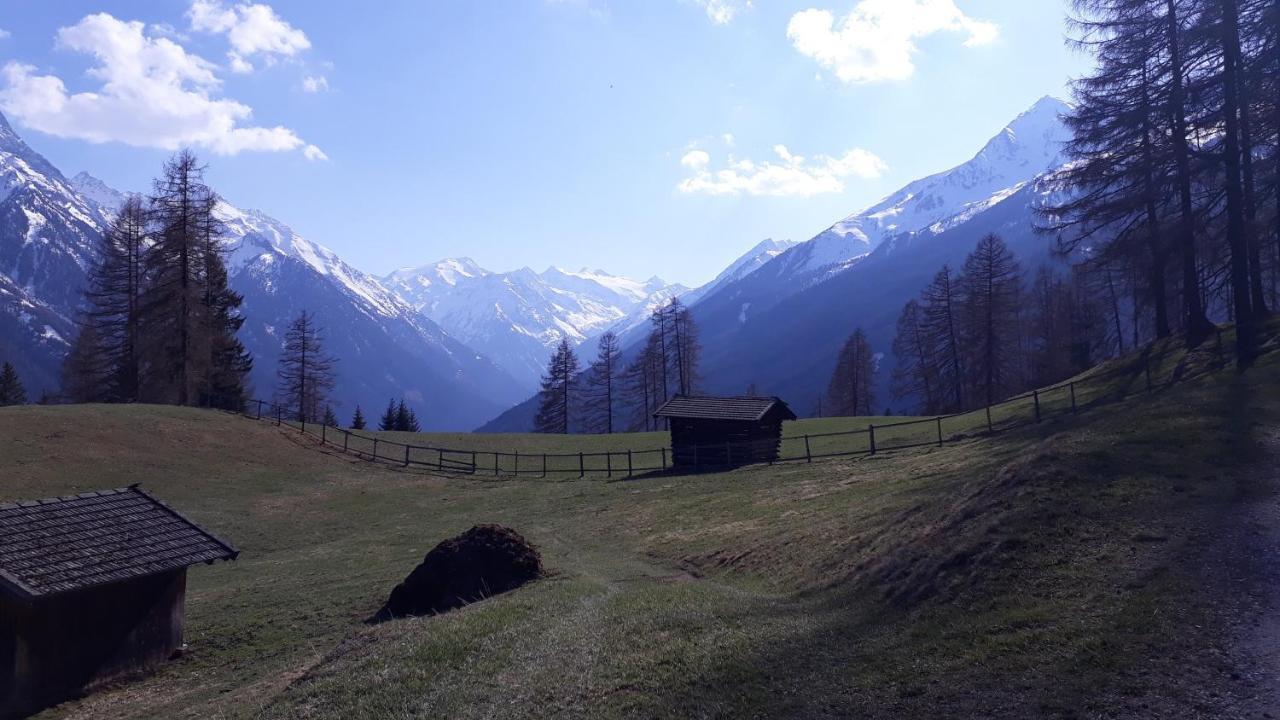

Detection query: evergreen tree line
xmin=1045 ymin=0 xmax=1279 ymax=368
xmin=883 ymin=234 xmax=1112 ymax=415
xmin=534 ymin=297 xmax=701 ymax=434
xmin=0 ymin=361 xmax=26 ymax=406
xmin=62 ymin=150 xmax=252 ymax=409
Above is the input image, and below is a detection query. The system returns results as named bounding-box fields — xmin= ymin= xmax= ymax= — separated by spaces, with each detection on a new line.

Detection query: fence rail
xmin=239 ymin=333 xmax=1222 ymax=480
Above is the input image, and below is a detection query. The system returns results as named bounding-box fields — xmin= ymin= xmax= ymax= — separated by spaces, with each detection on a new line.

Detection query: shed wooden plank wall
xmin=1 ymin=570 xmax=186 ymax=719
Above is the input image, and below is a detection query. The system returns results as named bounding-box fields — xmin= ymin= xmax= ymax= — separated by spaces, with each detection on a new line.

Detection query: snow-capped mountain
xmin=676 ymin=97 xmax=1074 ymax=413
xmin=479 ymin=96 xmax=1074 ymax=430
xmin=770 ymin=96 xmax=1072 ymax=286
xmin=383 ymin=261 xmax=686 ymax=390
xmin=0 ymin=110 xmax=524 ymax=426
xmin=0 ymin=113 xmax=104 ymax=395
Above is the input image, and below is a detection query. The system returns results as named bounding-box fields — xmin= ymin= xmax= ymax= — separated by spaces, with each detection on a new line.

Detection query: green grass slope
xmin=3 ymin=330 xmax=1279 ymax=718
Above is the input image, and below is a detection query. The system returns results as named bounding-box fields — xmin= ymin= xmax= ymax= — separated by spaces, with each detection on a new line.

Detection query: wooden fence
xmin=239 ymin=335 xmax=1219 ymax=479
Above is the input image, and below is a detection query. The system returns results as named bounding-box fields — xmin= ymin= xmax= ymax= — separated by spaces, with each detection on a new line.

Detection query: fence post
xmin=661 ymin=448 xmax=667 ymax=473
xmin=868 ymin=424 xmax=876 ymax=455
xmin=301 ymin=417 xmax=306 ymax=435
xmin=343 ymin=430 xmax=349 ymax=453
xmin=514 ymin=451 xmax=519 ymax=477
xmin=579 ymin=452 xmax=585 ymax=478
xmin=405 ymin=445 xmax=411 ymax=467
xmin=437 ymin=449 xmax=444 ymax=471
xmin=471 ymin=451 xmax=477 ymax=475
xmin=804 ymin=435 xmax=812 ymax=463
xmin=542 ymin=454 xmax=547 ymax=479
xmin=372 ymin=438 xmax=379 ymax=460
xmin=276 ymin=406 xmax=281 ymax=426
xmin=1070 ymin=382 xmax=1078 ymax=414
xmin=936 ymin=417 xmax=943 ymax=447
xmin=627 ymin=450 xmax=633 ymax=477
xmin=985 ymin=406 xmax=993 ymax=434
xmin=256 ymin=399 xmax=263 ymax=419
xmin=494 ymin=453 xmax=500 ymax=477
xmin=606 ymin=452 xmax=613 ymax=478
xmin=1033 ymin=391 xmax=1041 ymax=423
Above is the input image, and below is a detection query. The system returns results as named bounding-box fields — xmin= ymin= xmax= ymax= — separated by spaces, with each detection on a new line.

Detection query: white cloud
xmin=678 ymin=144 xmax=886 ymax=197
xmin=787 ymin=0 xmax=998 ymax=84
xmin=0 ymin=13 xmax=322 ymax=159
xmin=301 ymin=75 xmax=328 ymax=93
xmin=691 ymin=0 xmax=752 ymax=25
xmin=0 ymin=29 xmax=11 ymax=40
xmin=681 ymin=150 xmax=711 ymax=170
xmin=188 ymin=0 xmax=310 ymax=73
xmin=722 ymin=133 xmax=735 ymax=147
xmin=303 ymin=144 xmax=328 ymax=161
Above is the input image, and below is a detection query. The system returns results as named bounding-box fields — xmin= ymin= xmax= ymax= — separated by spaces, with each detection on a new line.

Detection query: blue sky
xmin=0 ymin=1 xmax=1091 ymax=287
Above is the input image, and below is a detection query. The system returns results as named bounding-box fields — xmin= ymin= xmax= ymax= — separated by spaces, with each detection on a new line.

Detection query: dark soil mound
xmin=374 ymin=525 xmax=542 ymax=621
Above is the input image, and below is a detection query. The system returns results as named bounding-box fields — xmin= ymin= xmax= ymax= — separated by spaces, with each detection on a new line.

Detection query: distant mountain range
xmin=0 ymin=96 xmax=1071 ymax=430
xmin=0 ymin=111 xmax=527 ymax=429
xmin=479 ymin=96 xmax=1073 ymax=430
xmin=383 ymin=260 xmax=687 ymax=390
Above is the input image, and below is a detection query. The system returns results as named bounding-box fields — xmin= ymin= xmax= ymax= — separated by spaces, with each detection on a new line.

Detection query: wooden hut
xmin=655 ymin=395 xmax=797 ymax=470
xmin=0 ymin=486 xmax=238 ymax=718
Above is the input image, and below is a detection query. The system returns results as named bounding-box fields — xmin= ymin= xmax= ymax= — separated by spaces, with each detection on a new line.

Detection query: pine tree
xmin=534 ymin=339 xmax=579 ymax=434
xmin=0 ymin=362 xmax=26 ymax=406
xmin=891 ymin=300 xmax=940 ymax=413
xmin=959 ymin=234 xmax=1024 ymax=408
xmin=826 ymin=328 xmax=876 ymax=417
xmin=623 ymin=332 xmax=663 ymax=431
xmin=197 ymin=191 xmax=252 ymax=410
xmin=323 ymin=405 xmax=338 ymax=427
xmin=140 ymin=151 xmax=215 ymax=405
xmin=394 ymin=400 xmax=412 ymax=432
xmin=275 ymin=310 xmax=337 ymax=423
xmin=61 ymin=324 xmax=106 ymax=404
xmin=584 ymin=331 xmax=621 ymax=433
xmin=379 ymin=399 xmax=398 ymax=431
xmin=405 ymin=407 xmax=422 ymax=433
xmin=351 ymin=405 xmax=367 ymax=430
xmin=919 ymin=266 xmax=966 ymax=412
xmin=81 ymin=195 xmax=147 ymax=402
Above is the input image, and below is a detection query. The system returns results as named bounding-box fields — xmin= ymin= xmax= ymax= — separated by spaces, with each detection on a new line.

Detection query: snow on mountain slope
xmin=384 ymin=261 xmax=686 ymax=390
xmin=0 ymin=112 xmax=106 ymax=395
xmin=0 ymin=106 xmax=525 ymax=426
xmin=808 ymin=96 xmax=1070 ymax=267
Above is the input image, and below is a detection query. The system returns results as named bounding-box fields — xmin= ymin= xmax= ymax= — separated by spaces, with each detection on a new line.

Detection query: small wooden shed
xmin=655 ymin=395 xmax=798 ymax=470
xmin=0 ymin=486 xmax=238 ymax=718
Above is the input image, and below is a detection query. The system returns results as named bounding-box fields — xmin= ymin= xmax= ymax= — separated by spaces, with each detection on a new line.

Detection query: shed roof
xmin=0 ymin=486 xmax=238 ymax=601
xmin=653 ymin=395 xmax=797 ymax=422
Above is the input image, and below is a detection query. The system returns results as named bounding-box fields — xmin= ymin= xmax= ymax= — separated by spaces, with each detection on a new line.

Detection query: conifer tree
xmin=891 ymin=300 xmax=939 ymax=413
xmin=82 ymin=196 xmax=148 ymax=402
xmin=0 ymin=362 xmax=26 ymax=406
xmin=275 ymin=310 xmax=337 ymax=423
xmin=379 ymin=399 xmax=398 ymax=431
xmin=351 ymin=405 xmax=367 ymax=430
xmin=585 ymin=331 xmax=622 ymax=433
xmin=919 ymin=266 xmax=966 ymax=412
xmin=826 ymin=328 xmax=876 ymax=417
xmin=959 ymin=234 xmax=1024 ymax=407
xmin=141 ymin=150 xmax=215 ymax=405
xmin=197 ymin=191 xmax=252 ymax=410
xmin=323 ymin=406 xmax=338 ymax=427
xmin=406 ymin=407 xmax=421 ymax=432
xmin=534 ymin=339 xmax=579 ymax=434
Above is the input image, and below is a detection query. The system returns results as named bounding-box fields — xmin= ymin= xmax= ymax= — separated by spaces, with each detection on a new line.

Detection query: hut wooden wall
xmin=669 ymin=417 xmax=785 ymax=468
xmin=1 ymin=569 xmax=186 ymax=719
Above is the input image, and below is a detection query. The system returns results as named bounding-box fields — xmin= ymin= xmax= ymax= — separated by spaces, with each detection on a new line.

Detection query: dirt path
xmin=1218 ymin=426 xmax=1280 ymax=718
